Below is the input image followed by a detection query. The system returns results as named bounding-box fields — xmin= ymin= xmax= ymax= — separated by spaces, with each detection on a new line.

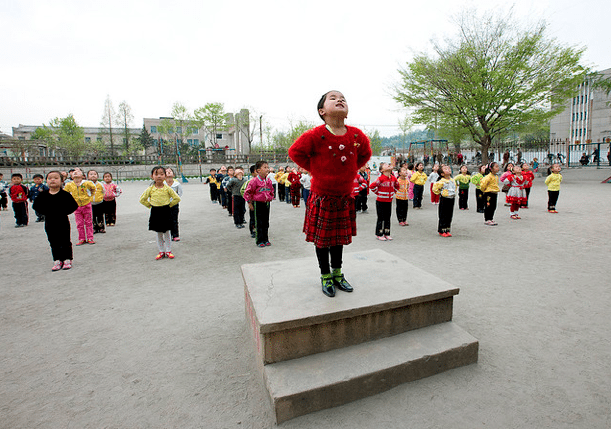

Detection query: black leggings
xmin=315 ymin=245 xmax=343 ymax=275
xmin=483 ymin=192 xmax=498 ymax=221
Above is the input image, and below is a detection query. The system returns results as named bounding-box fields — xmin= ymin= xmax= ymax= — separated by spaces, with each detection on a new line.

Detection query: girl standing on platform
xmin=102 ymin=172 xmax=121 ymax=226
xmin=432 ymin=165 xmax=456 ymax=237
xmin=289 ymin=90 xmax=372 ymax=298
xmin=503 ymin=164 xmax=528 ymax=219
xmin=479 ymin=162 xmax=500 ymax=226
xmin=396 ymin=165 xmax=410 ymax=226
xmin=32 ymin=171 xmax=79 ymax=271
xmin=454 ymin=165 xmax=471 ymax=210
xmin=139 ymin=166 xmax=181 ymax=260
xmin=470 ymin=165 xmax=486 ymax=213
xmin=545 ymin=163 xmax=562 ymax=213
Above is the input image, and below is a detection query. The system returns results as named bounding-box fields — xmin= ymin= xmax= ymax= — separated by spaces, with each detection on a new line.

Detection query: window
xmin=176 ymin=126 xmax=182 ymax=134
xmin=216 ymin=133 xmax=223 ymax=140
xmin=151 ymin=126 xmax=157 ymax=133
xmin=193 ymin=139 xmax=199 ymax=145
xmin=191 ymin=128 xmax=199 ymax=135
xmin=187 ymin=139 xmax=192 ymax=145
xmin=85 ymin=137 xmax=91 ymax=143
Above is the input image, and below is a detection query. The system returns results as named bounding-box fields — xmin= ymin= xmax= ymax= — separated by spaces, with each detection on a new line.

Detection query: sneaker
xmin=490 ymin=221 xmax=498 ymax=226
xmin=173 ymin=237 xmax=180 ymax=241
xmin=257 ymin=243 xmax=266 ymax=248
xmin=377 ymin=235 xmax=387 ymax=241
xmin=76 ymin=240 xmax=87 ymax=246
xmin=52 ymin=261 xmax=63 ymax=271
xmin=333 ymin=274 xmax=353 ymax=292
xmin=265 ymin=242 xmax=271 ymax=246
xmin=514 ymin=215 xmax=521 ymax=219
xmin=155 ymin=252 xmax=165 ymax=260
xmin=87 ymin=239 xmax=96 ymax=244
xmin=445 ymin=232 xmax=452 ymax=237
xmin=321 ymin=276 xmax=336 ymax=298
xmin=62 ymin=260 xmax=72 ymax=270
xmin=510 ymin=214 xmax=518 ymax=219
xmin=166 ymin=252 xmax=175 ymax=259
xmin=385 ymin=235 xmax=393 ymax=241
xmin=251 ymin=232 xmax=256 ymax=238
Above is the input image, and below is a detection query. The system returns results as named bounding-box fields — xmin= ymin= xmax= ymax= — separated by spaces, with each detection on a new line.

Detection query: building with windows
xmin=550 ymin=67 xmax=611 ymax=144
xmin=143 ymin=109 xmax=252 ymax=156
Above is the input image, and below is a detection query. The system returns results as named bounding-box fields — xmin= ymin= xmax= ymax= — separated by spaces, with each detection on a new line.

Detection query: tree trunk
xmin=480 ymin=134 xmax=491 ymax=164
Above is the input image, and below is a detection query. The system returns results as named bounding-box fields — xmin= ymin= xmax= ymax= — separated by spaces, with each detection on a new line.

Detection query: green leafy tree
xmin=193 ymin=102 xmax=228 ymax=147
xmin=50 ymin=114 xmax=86 ymax=157
xmin=366 ymin=129 xmax=383 ymax=156
xmin=169 ymin=102 xmax=194 ymax=156
xmin=137 ymin=125 xmax=154 ymax=152
xmin=394 ymin=9 xmax=586 ymax=163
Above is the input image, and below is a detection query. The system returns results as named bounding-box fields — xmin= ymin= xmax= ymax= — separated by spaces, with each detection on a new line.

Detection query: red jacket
xmin=351 ymin=174 xmax=368 ymax=197
xmin=287 ymin=171 xmax=301 ymax=188
xmin=522 ymin=170 xmax=534 ymax=188
xmin=369 ymin=174 xmax=399 ymax=202
xmin=289 ymin=125 xmax=372 ymax=196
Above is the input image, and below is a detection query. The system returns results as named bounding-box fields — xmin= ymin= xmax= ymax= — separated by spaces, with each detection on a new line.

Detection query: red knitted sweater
xmin=289 ymin=125 xmax=372 ymax=196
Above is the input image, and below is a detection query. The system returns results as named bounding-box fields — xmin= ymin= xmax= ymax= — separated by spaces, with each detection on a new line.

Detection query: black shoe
xmin=251 ymin=232 xmax=256 ymax=238
xmin=333 ymin=274 xmax=354 ymax=292
xmin=321 ymin=277 xmax=336 ymax=297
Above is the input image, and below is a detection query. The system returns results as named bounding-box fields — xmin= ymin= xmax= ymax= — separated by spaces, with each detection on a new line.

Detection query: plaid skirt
xmin=303 ymin=191 xmax=356 ymax=248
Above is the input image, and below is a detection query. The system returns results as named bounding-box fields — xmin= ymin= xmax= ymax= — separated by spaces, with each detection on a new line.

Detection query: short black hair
xmin=33 ymin=174 xmax=44 ymax=179
xmin=255 ymin=160 xmax=268 ymax=171
xmin=12 ymin=173 xmax=23 ymax=179
xmin=250 ymin=164 xmax=256 ymax=174
xmin=151 ymin=165 xmax=166 ymax=175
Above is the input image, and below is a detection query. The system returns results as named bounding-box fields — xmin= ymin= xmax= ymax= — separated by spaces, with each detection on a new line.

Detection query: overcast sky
xmin=2 ymin=0 xmax=610 ymax=141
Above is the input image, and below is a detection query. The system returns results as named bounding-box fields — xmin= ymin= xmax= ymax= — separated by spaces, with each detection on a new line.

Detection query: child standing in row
xmin=139 ymin=166 xmax=181 ymax=260
xmin=64 ymin=168 xmax=96 ymax=244
xmin=432 ymin=165 xmax=456 ymax=237
xmin=9 ymin=173 xmax=29 ymax=227
xmin=287 ymin=167 xmax=302 ymax=208
xmin=503 ymin=164 xmax=528 ymax=219
xmin=545 ymin=163 xmax=562 ymax=213
xmin=454 ymin=165 xmax=471 ymax=210
xmin=355 ymin=165 xmax=370 ymax=213
xmin=500 ymin=163 xmax=514 ymax=206
xmin=226 ymin=167 xmax=247 ymax=228
xmin=396 ymin=165 xmax=410 ymax=226
xmin=165 ymin=168 xmax=183 ymax=241
xmin=244 ymin=161 xmax=274 ymax=247
xmin=479 ymin=162 xmax=500 ymax=226
xmin=32 ymin=171 xmax=78 ymax=270
xmin=410 ymin=162 xmax=427 ymax=208
xmin=88 ymin=170 xmax=106 ymax=234
xmin=29 ymin=174 xmax=49 ymax=222
xmin=0 ymin=172 xmax=8 ymax=210
xmin=204 ymin=168 xmax=219 ymax=203
xmin=427 ymin=163 xmax=440 ymax=205
xmin=470 ymin=165 xmax=486 ymax=213
xmin=300 ymin=169 xmax=311 ymax=205
xmin=289 ymin=90 xmax=372 ymax=298
xmin=521 ymin=163 xmax=534 ymax=208
xmin=370 ymin=162 xmax=399 ymax=241
xmin=102 ymin=172 xmax=121 ymax=226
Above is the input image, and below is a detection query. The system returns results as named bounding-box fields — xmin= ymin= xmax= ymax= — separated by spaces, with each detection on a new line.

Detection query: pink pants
xmin=75 ymin=203 xmax=94 ymax=241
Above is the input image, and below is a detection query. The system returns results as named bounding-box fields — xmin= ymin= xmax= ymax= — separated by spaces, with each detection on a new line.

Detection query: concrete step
xmin=264 ymin=321 xmax=479 ymax=424
xmin=243 ymin=249 xmax=459 ymax=365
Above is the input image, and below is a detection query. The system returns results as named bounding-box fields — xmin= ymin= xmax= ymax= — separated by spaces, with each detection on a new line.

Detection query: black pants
xmin=209 ymin=185 xmax=218 ymax=202
xmin=219 ymin=188 xmax=227 ymax=207
xmin=278 ymin=183 xmax=285 ymax=201
xmin=356 ymin=189 xmax=368 ymax=212
xmin=12 ymin=201 xmax=28 ymax=226
xmin=483 ymin=192 xmax=498 ymax=221
xmin=248 ymin=206 xmax=255 ymax=233
xmin=104 ymin=199 xmax=117 ymax=225
xmin=458 ymin=188 xmax=469 ymax=209
xmin=438 ymin=196 xmax=455 ymax=233
xmin=375 ymin=200 xmax=392 ymax=236
xmin=92 ymin=203 xmax=105 ymax=232
xmin=46 ymin=218 xmax=73 ymax=262
xmin=272 ymin=184 xmax=277 ymax=199
xmin=233 ymin=195 xmax=246 ymax=225
xmin=227 ymin=192 xmax=233 ymax=215
xmin=523 ymin=187 xmax=531 ymax=207
xmin=254 ymin=201 xmax=270 ymax=244
xmin=475 ymin=189 xmax=485 ymax=213
xmin=315 ymin=245 xmax=343 ymax=275
xmin=548 ymin=190 xmax=559 ymax=210
xmin=170 ymin=204 xmax=179 ymax=239
xmin=396 ymin=198 xmax=408 ymax=223
xmin=413 ymin=184 xmax=424 ymax=208
xmin=0 ymin=192 xmax=7 ymax=209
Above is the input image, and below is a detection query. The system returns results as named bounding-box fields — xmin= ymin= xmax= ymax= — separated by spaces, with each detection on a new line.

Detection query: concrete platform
xmin=265 ymin=322 xmax=479 ymax=424
xmin=242 ymin=249 xmax=460 ymax=365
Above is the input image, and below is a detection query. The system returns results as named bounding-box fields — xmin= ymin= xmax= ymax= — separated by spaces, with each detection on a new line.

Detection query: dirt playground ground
xmin=1 ymin=168 xmax=610 ymax=429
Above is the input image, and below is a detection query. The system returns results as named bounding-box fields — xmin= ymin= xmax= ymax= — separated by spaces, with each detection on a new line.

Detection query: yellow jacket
xmin=479 ymin=173 xmax=500 ymax=193
xmin=139 ymin=184 xmax=181 ymax=208
xmin=275 ymin=171 xmax=285 ymax=184
xmin=279 ymin=172 xmax=290 ymax=185
xmin=64 ymin=180 xmax=96 ymax=206
xmin=545 ymin=173 xmax=562 ymax=191
xmin=91 ymin=181 xmax=105 ymax=204
xmin=410 ymin=171 xmax=428 ymax=186
xmin=432 ymin=177 xmax=457 ymax=197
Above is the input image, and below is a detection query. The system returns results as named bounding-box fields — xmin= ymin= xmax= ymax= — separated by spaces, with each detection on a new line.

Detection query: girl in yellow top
xmin=396 ymin=166 xmax=410 ymax=226
xmin=432 ymin=165 xmax=456 ymax=237
xmin=479 ymin=162 xmax=500 ymax=226
xmin=545 ymin=163 xmax=562 ymax=213
xmin=64 ymin=168 xmax=97 ymax=245
xmin=409 ymin=162 xmax=427 ymax=209
xmin=139 ymin=166 xmax=181 ymax=260
xmin=470 ymin=165 xmax=486 ymax=213
xmin=87 ymin=170 xmax=106 ymax=234
xmin=454 ymin=165 xmax=471 ymax=210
